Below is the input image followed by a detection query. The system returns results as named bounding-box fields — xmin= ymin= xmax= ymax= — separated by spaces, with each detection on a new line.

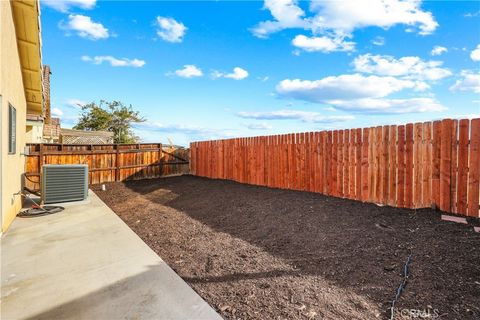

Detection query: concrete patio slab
xmin=1 ymin=190 xmax=221 ymax=320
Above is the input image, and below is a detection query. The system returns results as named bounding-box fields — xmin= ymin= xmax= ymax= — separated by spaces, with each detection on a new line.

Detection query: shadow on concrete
xmin=22 ymin=264 xmax=218 ymax=320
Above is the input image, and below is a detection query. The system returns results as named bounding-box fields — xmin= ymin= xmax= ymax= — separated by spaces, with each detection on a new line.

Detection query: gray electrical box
xmin=42 ymin=164 xmax=88 ymax=204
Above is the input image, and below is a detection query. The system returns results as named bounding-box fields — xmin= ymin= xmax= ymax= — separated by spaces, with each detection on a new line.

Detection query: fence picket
xmin=450 ymin=120 xmax=458 ymax=213
xmin=355 ymin=128 xmax=362 ymax=201
xmin=332 ymin=131 xmax=338 ymax=196
xmin=432 ymin=121 xmax=441 ymax=209
xmin=388 ymin=126 xmax=397 ymax=206
xmin=414 ymin=123 xmax=423 ymax=208
xmin=338 ymin=130 xmax=344 ymax=197
xmin=457 ymin=119 xmax=469 ymax=214
xmin=381 ymin=126 xmax=389 ymax=204
xmin=422 ymin=123 xmax=432 ymax=208
xmin=405 ymin=124 xmax=414 ymax=208
xmin=375 ymin=126 xmax=382 ymax=203
xmin=397 ymin=125 xmax=406 ymax=207
xmin=440 ymin=119 xmax=453 ymax=212
xmin=468 ymin=119 xmax=480 ymax=217
xmin=361 ymin=128 xmax=369 ymax=201
xmin=343 ymin=130 xmax=350 ymax=198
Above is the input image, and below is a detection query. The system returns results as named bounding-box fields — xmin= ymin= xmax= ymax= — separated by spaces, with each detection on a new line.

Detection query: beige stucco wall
xmin=1 ymin=0 xmax=28 ymax=232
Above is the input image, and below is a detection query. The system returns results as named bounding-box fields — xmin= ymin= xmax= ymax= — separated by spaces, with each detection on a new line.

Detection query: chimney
xmin=43 ymin=65 xmax=51 ymax=124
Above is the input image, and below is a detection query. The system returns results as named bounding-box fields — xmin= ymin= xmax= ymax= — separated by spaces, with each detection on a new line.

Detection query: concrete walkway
xmin=1 ymin=190 xmax=221 ymax=320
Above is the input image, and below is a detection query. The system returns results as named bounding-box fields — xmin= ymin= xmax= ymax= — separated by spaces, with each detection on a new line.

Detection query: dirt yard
xmin=92 ymin=176 xmax=480 ymax=320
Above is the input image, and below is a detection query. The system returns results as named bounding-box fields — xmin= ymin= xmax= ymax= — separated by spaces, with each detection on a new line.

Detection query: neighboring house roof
xmin=164 ymin=145 xmax=186 ymax=150
xmin=61 ymin=129 xmax=114 ymax=145
xmin=11 ymin=0 xmax=43 ymax=115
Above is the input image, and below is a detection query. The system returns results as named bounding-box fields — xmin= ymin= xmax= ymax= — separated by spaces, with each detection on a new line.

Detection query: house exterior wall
xmin=1 ymin=0 xmax=28 ymax=232
xmin=26 ymin=121 xmax=44 ymax=143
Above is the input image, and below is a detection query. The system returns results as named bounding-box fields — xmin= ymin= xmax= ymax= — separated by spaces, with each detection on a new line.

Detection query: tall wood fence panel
xmin=25 ymin=143 xmax=189 ymax=190
xmin=191 ymin=118 xmax=480 ymax=217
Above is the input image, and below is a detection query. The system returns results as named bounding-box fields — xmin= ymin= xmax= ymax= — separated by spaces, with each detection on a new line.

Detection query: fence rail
xmin=190 ymin=118 xmax=480 ymax=217
xmin=25 ymin=143 xmax=189 ymax=190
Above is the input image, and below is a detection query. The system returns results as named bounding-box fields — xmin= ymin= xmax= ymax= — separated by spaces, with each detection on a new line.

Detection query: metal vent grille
xmin=42 ymin=165 xmax=88 ymax=204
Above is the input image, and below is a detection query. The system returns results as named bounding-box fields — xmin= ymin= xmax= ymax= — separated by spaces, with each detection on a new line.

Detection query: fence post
xmin=115 ymin=144 xmax=120 ymax=182
xmin=38 ymin=143 xmax=44 ymax=187
xmin=158 ymin=143 xmax=162 ymax=176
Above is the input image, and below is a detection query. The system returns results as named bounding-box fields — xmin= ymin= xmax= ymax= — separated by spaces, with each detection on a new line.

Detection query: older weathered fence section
xmin=191 ymin=118 xmax=480 ymax=217
xmin=25 ymin=143 xmax=189 ymax=190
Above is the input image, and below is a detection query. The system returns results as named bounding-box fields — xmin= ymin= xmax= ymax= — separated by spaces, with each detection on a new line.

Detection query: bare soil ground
xmin=92 ymin=176 xmax=480 ymax=320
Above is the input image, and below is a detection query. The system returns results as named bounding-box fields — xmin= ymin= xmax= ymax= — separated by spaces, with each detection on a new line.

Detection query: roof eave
xmin=11 ymin=0 xmax=44 ymax=115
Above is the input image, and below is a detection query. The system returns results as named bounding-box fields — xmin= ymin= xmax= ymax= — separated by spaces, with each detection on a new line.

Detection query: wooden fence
xmin=25 ymin=143 xmax=189 ymax=190
xmin=190 ymin=118 xmax=480 ymax=217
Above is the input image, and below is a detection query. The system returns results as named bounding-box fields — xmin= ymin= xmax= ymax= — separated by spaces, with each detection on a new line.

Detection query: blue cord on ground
xmin=390 ymin=253 xmax=413 ymax=320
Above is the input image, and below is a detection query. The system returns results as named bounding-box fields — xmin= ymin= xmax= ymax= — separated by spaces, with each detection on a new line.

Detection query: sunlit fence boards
xmin=25 ymin=143 xmax=189 ymax=189
xmin=191 ymin=118 xmax=480 ymax=217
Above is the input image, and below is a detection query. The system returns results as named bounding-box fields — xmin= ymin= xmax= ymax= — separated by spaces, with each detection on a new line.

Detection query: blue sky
xmin=41 ymin=0 xmax=480 ymax=146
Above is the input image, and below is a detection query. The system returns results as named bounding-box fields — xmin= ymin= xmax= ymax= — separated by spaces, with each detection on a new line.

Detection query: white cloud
xmin=308 ymin=0 xmax=438 ymax=36
xmin=42 ymin=0 xmax=96 ymax=12
xmin=371 ymin=36 xmax=385 ymax=46
xmin=225 ymin=67 xmax=249 ymax=80
xmin=238 ymin=110 xmax=354 ymax=123
xmin=65 ymin=99 xmax=86 ymax=109
xmin=212 ymin=67 xmax=249 ymax=80
xmin=252 ymin=0 xmax=438 ymax=39
xmin=275 ymin=53 xmax=450 ymax=115
xmin=292 ymin=34 xmax=355 ymax=53
xmin=137 ymin=122 xmax=213 ymax=135
xmin=62 ymin=14 xmax=109 ymax=40
xmin=352 ymin=54 xmax=452 ymax=81
xmin=251 ymin=0 xmax=308 ymax=38
xmin=135 ymin=122 xmax=237 ymax=142
xmin=56 ymin=114 xmax=80 ymax=128
xmin=276 ymin=74 xmax=424 ymax=102
xmin=169 ymin=65 xmax=203 ymax=78
xmin=156 ymin=17 xmax=187 ymax=43
xmin=450 ymin=71 xmax=480 ymax=93
xmin=51 ymin=108 xmax=64 ymax=116
xmin=326 ymin=98 xmax=446 ymax=114
xmin=81 ymin=55 xmax=146 ymax=67
xmin=243 ymin=123 xmax=273 ymax=130
xmin=431 ymin=46 xmax=447 ymax=56
xmin=470 ymin=44 xmax=480 ymax=61
xmin=464 ymin=10 xmax=480 ymax=18
xmin=210 ymin=70 xmax=223 ymax=79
